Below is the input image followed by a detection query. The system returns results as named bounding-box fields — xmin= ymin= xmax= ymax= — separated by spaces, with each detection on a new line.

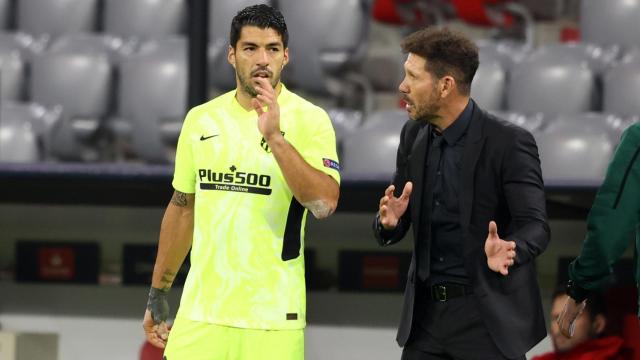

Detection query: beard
xmin=237 ymin=67 xmax=278 ymax=98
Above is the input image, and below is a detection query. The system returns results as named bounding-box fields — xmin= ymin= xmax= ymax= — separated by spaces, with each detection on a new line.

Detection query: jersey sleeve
xmin=172 ymin=109 xmax=197 ymax=194
xmin=298 ymin=108 xmax=341 ymax=184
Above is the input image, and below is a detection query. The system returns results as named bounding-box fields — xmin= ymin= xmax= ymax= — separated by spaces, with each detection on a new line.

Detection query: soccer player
xmin=142 ymin=5 xmax=340 ymax=359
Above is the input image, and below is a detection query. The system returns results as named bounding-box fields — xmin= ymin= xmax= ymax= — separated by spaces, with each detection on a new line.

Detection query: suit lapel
xmin=410 ymin=123 xmax=430 ymax=232
xmin=460 ymin=104 xmax=486 ymax=230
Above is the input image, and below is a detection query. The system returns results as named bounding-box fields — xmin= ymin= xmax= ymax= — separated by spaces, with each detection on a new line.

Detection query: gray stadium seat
xmin=471 ymin=49 xmax=507 ymax=111
xmin=488 ymin=110 xmax=544 ymax=133
xmin=581 ymin=0 xmax=640 ymax=49
xmin=103 ymin=0 xmax=186 ymax=40
xmin=0 ymin=33 xmax=32 ymax=101
xmin=118 ymin=37 xmax=187 ymax=163
xmin=278 ymin=0 xmax=370 ymax=96
xmin=603 ymin=60 xmax=640 ymax=118
xmin=475 ymin=40 xmax=529 ymax=71
xmin=507 ymin=45 xmax=599 ymax=116
xmin=17 ymin=0 xmax=98 ymax=38
xmin=208 ymin=0 xmax=269 ymax=92
xmin=30 ymin=34 xmax=117 ymax=160
xmin=341 ymin=110 xmax=406 ymax=179
xmin=0 ymin=102 xmax=41 ymax=162
xmin=544 ymin=112 xmax=627 ymax=144
xmin=535 ymin=121 xmax=614 ymax=184
xmin=0 ymin=0 xmax=11 ymax=29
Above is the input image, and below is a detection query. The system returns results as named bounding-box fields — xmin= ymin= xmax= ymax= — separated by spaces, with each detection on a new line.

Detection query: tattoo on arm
xmin=170 ymin=191 xmax=188 ymax=207
xmin=159 ymin=270 xmax=176 ymax=291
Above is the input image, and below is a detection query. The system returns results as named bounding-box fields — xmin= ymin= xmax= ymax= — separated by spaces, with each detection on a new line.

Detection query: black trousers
xmin=401 ymin=292 xmax=525 ymax=360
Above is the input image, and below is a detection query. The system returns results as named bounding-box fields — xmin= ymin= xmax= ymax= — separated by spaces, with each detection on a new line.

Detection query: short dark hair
xmin=401 ymin=27 xmax=479 ymax=95
xmin=230 ymin=4 xmax=289 ymax=48
xmin=552 ymin=285 xmax=607 ymax=320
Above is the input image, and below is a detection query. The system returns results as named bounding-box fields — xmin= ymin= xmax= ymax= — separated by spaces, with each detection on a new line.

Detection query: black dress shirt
xmin=425 ymin=100 xmax=473 ymax=286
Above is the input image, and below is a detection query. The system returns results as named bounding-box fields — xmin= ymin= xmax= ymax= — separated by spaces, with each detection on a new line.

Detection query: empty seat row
xmin=0 ymin=34 xmax=186 ymax=163
xmin=338 ymin=110 xmax=635 ymax=184
xmin=470 ymin=42 xmax=640 ymax=119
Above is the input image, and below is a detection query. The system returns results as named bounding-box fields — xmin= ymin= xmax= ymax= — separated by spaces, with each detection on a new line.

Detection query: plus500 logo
xmin=198 ymin=169 xmax=271 ymax=187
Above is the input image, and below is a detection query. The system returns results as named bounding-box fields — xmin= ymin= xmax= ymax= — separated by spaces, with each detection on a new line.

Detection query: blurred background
xmin=0 ymin=0 xmax=638 ymax=359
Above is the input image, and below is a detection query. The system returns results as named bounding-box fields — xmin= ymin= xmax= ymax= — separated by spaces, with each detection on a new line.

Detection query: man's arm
xmin=569 ymin=124 xmax=640 ymax=290
xmin=559 ymin=124 xmax=640 ymax=337
xmin=502 ymin=129 xmax=551 ymax=266
xmin=267 ymin=135 xmax=339 ymax=219
xmin=253 ymin=78 xmax=338 ymax=219
xmin=143 ymin=190 xmax=194 ymax=348
xmin=373 ymin=121 xmax=417 ymax=246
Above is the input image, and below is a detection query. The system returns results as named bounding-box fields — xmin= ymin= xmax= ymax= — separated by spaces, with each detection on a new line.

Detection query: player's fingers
xmin=251 ymin=98 xmax=264 ymax=115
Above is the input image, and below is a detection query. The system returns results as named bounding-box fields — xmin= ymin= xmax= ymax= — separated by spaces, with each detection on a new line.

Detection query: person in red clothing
xmin=532 ymin=288 xmax=633 ymax=360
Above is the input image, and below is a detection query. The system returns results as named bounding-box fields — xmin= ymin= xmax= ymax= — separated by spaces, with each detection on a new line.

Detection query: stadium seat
xmin=544 ymin=112 xmax=628 ymax=144
xmin=535 ymin=121 xmax=614 ymax=184
xmin=471 ymin=48 xmax=506 ymax=111
xmin=0 ymin=32 xmax=33 ymax=101
xmin=581 ymin=0 xmax=640 ymax=49
xmin=278 ymin=0 xmax=370 ymax=97
xmin=103 ymin=0 xmax=186 ymax=40
xmin=17 ymin=0 xmax=98 ymax=39
xmin=0 ymin=102 xmax=43 ymax=162
xmin=30 ymin=34 xmax=118 ymax=160
xmin=117 ymin=37 xmax=187 ymax=163
xmin=341 ymin=110 xmax=406 ymax=179
xmin=208 ymin=0 xmax=269 ymax=92
xmin=603 ymin=60 xmax=640 ymax=118
xmin=0 ymin=0 xmax=11 ymax=29
xmin=488 ymin=110 xmax=544 ymax=133
xmin=507 ymin=45 xmax=599 ymax=116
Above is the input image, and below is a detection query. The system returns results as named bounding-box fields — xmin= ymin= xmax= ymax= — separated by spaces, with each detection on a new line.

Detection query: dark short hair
xmin=230 ymin=4 xmax=289 ymax=48
xmin=401 ymin=27 xmax=479 ymax=95
xmin=552 ymin=285 xmax=607 ymax=320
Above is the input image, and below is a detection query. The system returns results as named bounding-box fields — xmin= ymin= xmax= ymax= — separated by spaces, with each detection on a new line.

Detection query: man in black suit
xmin=373 ymin=27 xmax=550 ymax=359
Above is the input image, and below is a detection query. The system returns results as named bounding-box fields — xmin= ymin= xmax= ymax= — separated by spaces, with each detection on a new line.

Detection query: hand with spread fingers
xmin=252 ymin=77 xmax=282 ymax=142
xmin=556 ymin=295 xmax=587 ymax=338
xmin=484 ymin=221 xmax=517 ymax=275
xmin=378 ymin=182 xmax=413 ymax=230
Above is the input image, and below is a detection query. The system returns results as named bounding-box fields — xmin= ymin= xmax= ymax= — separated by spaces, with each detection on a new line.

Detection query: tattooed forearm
xmin=170 ymin=191 xmax=188 ymax=207
xmin=159 ymin=270 xmax=177 ymax=290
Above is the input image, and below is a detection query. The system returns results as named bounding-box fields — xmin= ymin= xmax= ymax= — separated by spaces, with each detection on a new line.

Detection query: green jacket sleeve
xmin=568 ymin=123 xmax=640 ymax=290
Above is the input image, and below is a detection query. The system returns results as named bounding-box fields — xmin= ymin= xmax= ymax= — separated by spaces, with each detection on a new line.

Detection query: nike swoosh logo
xmin=200 ymin=134 xmax=219 ymax=141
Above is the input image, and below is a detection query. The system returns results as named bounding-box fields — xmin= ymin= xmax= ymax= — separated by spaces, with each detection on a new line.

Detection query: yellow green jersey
xmin=171 ymin=84 xmax=340 ymax=330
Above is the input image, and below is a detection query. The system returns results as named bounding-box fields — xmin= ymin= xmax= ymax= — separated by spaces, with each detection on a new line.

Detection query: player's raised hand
xmin=252 ymin=77 xmax=281 ymax=141
xmin=378 ymin=182 xmax=413 ymax=230
xmin=484 ymin=221 xmax=517 ymax=275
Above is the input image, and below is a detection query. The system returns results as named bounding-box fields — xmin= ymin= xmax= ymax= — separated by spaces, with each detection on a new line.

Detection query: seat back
xmin=535 ymin=121 xmax=614 ymax=183
xmin=17 ymin=0 xmax=98 ymax=38
xmin=278 ymin=0 xmax=369 ymax=95
xmin=103 ymin=0 xmax=186 ymax=40
xmin=119 ymin=37 xmax=187 ymax=163
xmin=582 ymin=0 xmax=640 ymax=49
xmin=604 ymin=60 xmax=640 ymax=118
xmin=471 ymin=49 xmax=506 ymax=110
xmin=508 ymin=46 xmax=598 ymax=116
xmin=341 ymin=110 xmax=406 ymax=179
xmin=0 ymin=102 xmax=41 ymax=162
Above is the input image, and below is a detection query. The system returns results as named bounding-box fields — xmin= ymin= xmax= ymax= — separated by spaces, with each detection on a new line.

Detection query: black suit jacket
xmin=374 ymin=102 xmax=550 ymax=358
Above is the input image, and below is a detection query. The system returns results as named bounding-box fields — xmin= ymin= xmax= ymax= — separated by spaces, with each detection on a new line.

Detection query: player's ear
xmin=227 ymin=45 xmax=236 ymax=69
